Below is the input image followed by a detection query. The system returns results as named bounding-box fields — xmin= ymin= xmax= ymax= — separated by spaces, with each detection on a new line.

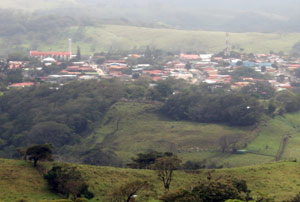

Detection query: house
xmin=30 ymin=51 xmax=71 ymax=60
xmin=180 ymin=54 xmax=200 ymax=61
xmin=8 ymin=61 xmax=28 ymax=69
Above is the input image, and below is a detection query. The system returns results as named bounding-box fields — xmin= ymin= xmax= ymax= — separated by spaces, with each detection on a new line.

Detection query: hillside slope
xmin=7 ymin=25 xmax=300 ymax=56
xmin=1 ymin=159 xmax=300 ymax=202
xmin=65 ymin=101 xmax=300 ymax=168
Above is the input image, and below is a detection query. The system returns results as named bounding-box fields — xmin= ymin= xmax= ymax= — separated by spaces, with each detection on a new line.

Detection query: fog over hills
xmin=1 ymin=0 xmax=300 ymax=32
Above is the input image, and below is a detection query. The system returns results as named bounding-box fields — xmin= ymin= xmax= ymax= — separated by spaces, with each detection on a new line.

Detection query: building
xmin=30 ymin=51 xmax=71 ymax=60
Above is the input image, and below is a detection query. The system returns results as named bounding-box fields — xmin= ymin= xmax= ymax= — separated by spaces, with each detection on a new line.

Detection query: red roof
xmin=289 ymin=64 xmax=300 ymax=67
xmin=203 ymin=68 xmax=216 ymax=72
xmin=30 ymin=51 xmax=70 ymax=57
xmin=67 ymin=66 xmax=81 ymax=69
xmin=9 ymin=82 xmax=35 ymax=87
xmin=152 ymin=77 xmax=162 ymax=81
xmin=180 ymin=54 xmax=200 ymax=60
xmin=143 ymin=70 xmax=163 ymax=75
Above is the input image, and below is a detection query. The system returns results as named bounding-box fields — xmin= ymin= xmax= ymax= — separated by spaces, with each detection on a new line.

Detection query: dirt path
xmin=275 ymin=135 xmax=289 ymax=161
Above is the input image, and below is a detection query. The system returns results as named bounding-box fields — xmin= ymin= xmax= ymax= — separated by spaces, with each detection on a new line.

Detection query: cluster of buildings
xmin=5 ymin=49 xmax=300 ymax=91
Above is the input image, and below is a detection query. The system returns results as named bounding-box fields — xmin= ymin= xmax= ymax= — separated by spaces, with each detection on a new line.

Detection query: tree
xmin=155 ymin=156 xmax=182 ymax=191
xmin=236 ymin=61 xmax=243 ymax=66
xmin=107 ymin=180 xmax=153 ymax=202
xmin=275 ymin=90 xmax=300 ymax=113
xmin=241 ymin=82 xmax=275 ymax=99
xmin=29 ymin=121 xmax=72 ymax=147
xmin=26 ymin=144 xmax=53 ymax=167
xmin=76 ymin=46 xmax=81 ymax=61
xmin=218 ymin=135 xmax=243 ymax=153
xmin=44 ymin=166 xmax=94 ymax=200
xmin=160 ymin=177 xmax=252 ymax=202
xmin=185 ymin=62 xmax=192 ymax=70
xmin=128 ymin=151 xmax=173 ymax=169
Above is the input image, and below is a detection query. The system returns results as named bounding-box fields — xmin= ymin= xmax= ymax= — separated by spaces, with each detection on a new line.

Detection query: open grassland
xmin=5 ymin=25 xmax=300 ymax=56
xmin=74 ymin=101 xmax=300 ymax=168
xmin=81 ymin=101 xmax=256 ymax=166
xmin=246 ymin=113 xmax=300 ymax=160
xmin=0 ymin=159 xmax=58 ymax=202
xmin=2 ymin=159 xmax=300 ymax=202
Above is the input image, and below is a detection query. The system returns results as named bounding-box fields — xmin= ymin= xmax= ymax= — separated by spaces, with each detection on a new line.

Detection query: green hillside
xmin=34 ymin=25 xmax=300 ymax=54
xmin=65 ymin=101 xmax=300 ymax=168
xmin=3 ymin=24 xmax=300 ymax=56
xmin=2 ymin=158 xmax=300 ymax=202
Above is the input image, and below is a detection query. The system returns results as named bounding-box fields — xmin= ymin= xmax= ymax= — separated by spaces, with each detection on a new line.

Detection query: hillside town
xmin=1 ymin=47 xmax=300 ymax=92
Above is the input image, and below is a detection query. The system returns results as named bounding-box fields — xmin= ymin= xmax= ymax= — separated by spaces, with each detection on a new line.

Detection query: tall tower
xmin=68 ymin=38 xmax=72 ymax=57
xmin=225 ymin=32 xmax=230 ymax=57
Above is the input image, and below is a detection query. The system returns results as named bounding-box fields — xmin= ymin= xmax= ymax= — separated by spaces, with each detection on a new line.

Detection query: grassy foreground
xmin=1 ymin=158 xmax=300 ymax=202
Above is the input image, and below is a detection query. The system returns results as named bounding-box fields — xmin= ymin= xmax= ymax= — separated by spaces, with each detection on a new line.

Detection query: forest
xmin=1 ymin=78 xmax=300 ymax=166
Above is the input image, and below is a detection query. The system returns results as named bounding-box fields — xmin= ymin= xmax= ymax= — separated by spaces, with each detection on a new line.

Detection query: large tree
xmin=26 ymin=144 xmax=53 ymax=167
xmin=154 ymin=156 xmax=181 ymax=191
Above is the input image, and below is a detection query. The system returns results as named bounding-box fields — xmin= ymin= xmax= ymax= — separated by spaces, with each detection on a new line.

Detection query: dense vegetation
xmin=162 ymin=89 xmax=262 ymax=126
xmin=0 ymin=80 xmax=126 ymax=159
xmin=1 ymin=78 xmax=300 ymax=166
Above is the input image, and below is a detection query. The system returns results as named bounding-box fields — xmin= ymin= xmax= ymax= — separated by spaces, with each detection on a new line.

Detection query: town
xmin=1 ymin=42 xmax=300 ymax=92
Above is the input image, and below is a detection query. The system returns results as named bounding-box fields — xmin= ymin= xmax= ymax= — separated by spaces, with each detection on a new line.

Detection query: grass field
xmin=78 ymin=101 xmax=257 ymax=166
xmin=65 ymin=101 xmax=300 ymax=169
xmin=2 ymin=158 xmax=300 ymax=202
xmin=4 ymin=24 xmax=300 ymax=56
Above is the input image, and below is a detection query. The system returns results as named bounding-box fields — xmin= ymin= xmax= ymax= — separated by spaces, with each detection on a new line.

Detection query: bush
xmin=75 ymin=198 xmax=89 ymax=202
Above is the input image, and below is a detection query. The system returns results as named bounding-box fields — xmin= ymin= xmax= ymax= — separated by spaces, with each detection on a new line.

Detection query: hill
xmin=63 ymin=100 xmax=300 ymax=168
xmin=2 ymin=158 xmax=300 ymax=202
xmin=1 ymin=79 xmax=300 ymax=168
xmin=2 ymin=24 xmax=300 ymax=57
xmin=2 ymin=0 xmax=300 ymax=32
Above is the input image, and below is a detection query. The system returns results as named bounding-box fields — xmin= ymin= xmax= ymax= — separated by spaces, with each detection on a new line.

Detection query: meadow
xmin=70 ymin=101 xmax=300 ymax=168
xmin=4 ymin=25 xmax=300 ymax=56
xmin=1 ymin=158 xmax=300 ymax=202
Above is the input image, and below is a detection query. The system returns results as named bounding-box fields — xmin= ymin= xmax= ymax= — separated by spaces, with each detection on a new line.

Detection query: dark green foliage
xmin=44 ymin=166 xmax=94 ymax=200
xmin=241 ymin=82 xmax=276 ymax=99
xmin=161 ymin=177 xmax=251 ymax=202
xmin=148 ymin=80 xmax=174 ymax=101
xmin=163 ymin=90 xmax=262 ymax=126
xmin=228 ymin=67 xmax=268 ymax=81
xmin=82 ymin=147 xmax=122 ymax=167
xmin=275 ymin=90 xmax=300 ymax=113
xmin=183 ymin=161 xmax=205 ymax=170
xmin=29 ymin=122 xmax=72 ymax=147
xmin=15 ymin=199 xmax=29 ymax=202
xmin=0 ymin=80 xmax=126 ymax=157
xmin=76 ymin=46 xmax=81 ymax=61
xmin=185 ymin=62 xmax=192 ymax=70
xmin=26 ymin=144 xmax=53 ymax=167
xmin=6 ymin=69 xmax=23 ymax=84
xmin=128 ymin=151 xmax=174 ymax=169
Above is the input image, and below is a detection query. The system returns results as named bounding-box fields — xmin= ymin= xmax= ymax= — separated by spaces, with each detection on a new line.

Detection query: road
xmin=91 ymin=64 xmax=106 ymax=76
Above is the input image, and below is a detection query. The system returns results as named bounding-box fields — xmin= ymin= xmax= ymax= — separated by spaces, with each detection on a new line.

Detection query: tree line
xmin=1 ymin=78 xmax=300 ymax=164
